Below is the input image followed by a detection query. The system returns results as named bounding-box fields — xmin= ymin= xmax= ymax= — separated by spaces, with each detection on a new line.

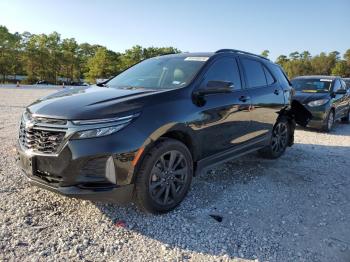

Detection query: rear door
xmin=239 ymin=57 xmax=285 ymax=138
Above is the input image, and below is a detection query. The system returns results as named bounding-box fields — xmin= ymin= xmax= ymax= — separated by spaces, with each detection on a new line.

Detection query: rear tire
xmin=258 ymin=117 xmax=290 ymax=159
xmin=323 ymin=110 xmax=334 ymax=132
xmin=135 ymin=138 xmax=193 ymax=214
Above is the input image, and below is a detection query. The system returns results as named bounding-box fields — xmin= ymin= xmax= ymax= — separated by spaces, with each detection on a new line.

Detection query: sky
xmin=0 ymin=0 xmax=349 ymax=61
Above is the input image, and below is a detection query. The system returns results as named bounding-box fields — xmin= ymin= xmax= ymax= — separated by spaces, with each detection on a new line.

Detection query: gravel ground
xmin=1 ymin=87 xmax=350 ymax=262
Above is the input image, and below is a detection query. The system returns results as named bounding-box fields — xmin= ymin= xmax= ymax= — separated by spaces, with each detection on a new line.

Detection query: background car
xmin=291 ymin=76 xmax=350 ymax=132
xmin=343 ymin=78 xmax=350 ymax=90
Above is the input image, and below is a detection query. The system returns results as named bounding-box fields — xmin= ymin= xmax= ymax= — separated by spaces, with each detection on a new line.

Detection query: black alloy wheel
xmin=135 ymin=138 xmax=193 ymax=213
xmin=258 ymin=117 xmax=290 ymax=159
xmin=148 ymin=150 xmax=188 ymax=206
xmin=271 ymin=121 xmax=289 ymax=155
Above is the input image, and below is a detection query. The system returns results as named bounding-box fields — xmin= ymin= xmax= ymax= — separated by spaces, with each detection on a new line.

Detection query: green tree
xmin=289 ymin=51 xmax=300 ymax=60
xmin=61 ymin=38 xmax=79 ymax=82
xmin=47 ymin=32 xmax=62 ymax=84
xmin=120 ymin=45 xmax=180 ymax=70
xmin=331 ymin=60 xmax=348 ymax=77
xmin=85 ymin=47 xmax=120 ymax=83
xmin=311 ymin=52 xmax=337 ymax=75
xmin=0 ymin=26 xmax=18 ymax=82
xmin=261 ymin=50 xmax=269 ymax=58
xmin=275 ymin=55 xmax=289 ymax=66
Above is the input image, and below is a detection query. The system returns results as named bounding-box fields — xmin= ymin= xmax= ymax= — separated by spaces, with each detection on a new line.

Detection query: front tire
xmin=258 ymin=117 xmax=290 ymax=159
xmin=323 ymin=110 xmax=334 ymax=132
xmin=135 ymin=138 xmax=193 ymax=214
xmin=341 ymin=108 xmax=350 ymax=123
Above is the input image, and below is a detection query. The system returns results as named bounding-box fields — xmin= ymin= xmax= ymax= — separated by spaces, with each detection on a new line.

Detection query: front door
xmin=190 ymin=56 xmax=252 ymax=159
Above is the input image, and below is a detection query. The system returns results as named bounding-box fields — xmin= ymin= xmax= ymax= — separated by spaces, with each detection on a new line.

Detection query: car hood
xmin=27 ymin=86 xmax=163 ymax=120
xmin=292 ymin=92 xmax=330 ymax=105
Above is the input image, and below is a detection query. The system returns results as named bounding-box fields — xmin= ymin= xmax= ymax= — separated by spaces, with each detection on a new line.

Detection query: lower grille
xmin=19 ymin=122 xmax=65 ymax=154
xmin=80 ymin=157 xmax=107 ymax=178
xmin=35 ymin=170 xmax=63 ymax=186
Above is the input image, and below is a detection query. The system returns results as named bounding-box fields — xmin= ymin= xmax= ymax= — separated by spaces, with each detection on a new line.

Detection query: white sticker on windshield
xmin=320 ymin=79 xmax=333 ymax=82
xmin=184 ymin=57 xmax=209 ymax=62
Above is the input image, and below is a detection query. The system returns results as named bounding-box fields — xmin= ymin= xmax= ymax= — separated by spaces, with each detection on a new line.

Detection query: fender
xmin=140 ymin=122 xmax=201 ymax=161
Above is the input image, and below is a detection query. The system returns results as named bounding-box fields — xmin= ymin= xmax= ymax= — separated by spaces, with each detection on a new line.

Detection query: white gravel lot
xmin=0 ymin=87 xmax=350 ymax=262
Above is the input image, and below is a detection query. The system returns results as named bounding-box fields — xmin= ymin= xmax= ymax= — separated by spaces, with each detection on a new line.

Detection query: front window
xmin=291 ymin=78 xmax=333 ymax=93
xmin=107 ymin=56 xmax=208 ymax=90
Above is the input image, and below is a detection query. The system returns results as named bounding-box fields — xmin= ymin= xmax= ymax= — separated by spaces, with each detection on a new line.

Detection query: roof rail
xmin=215 ymin=49 xmax=270 ymax=61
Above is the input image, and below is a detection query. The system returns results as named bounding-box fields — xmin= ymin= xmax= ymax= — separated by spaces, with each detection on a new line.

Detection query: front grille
xmin=19 ymin=122 xmax=66 ymax=154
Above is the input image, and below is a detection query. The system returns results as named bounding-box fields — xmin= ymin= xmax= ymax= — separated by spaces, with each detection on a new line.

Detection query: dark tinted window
xmin=263 ymin=66 xmax=275 ymax=85
xmin=291 ymin=78 xmax=332 ymax=93
xmin=242 ymin=59 xmax=267 ymax=88
xmin=340 ymin=80 xmax=347 ymax=89
xmin=108 ymin=56 xmax=207 ymax=90
xmin=201 ymin=57 xmax=241 ymax=89
xmin=333 ymin=79 xmax=342 ymax=92
xmin=270 ymin=65 xmax=291 ymax=88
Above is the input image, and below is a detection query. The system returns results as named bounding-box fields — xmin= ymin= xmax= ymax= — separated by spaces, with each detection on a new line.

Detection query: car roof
xmin=292 ymin=75 xmax=339 ymax=80
xmin=160 ymin=51 xmax=276 ymax=65
xmin=159 ymin=52 xmax=215 ymax=58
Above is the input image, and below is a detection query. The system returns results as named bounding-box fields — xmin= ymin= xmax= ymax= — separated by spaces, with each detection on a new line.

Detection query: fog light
xmin=105 ymin=156 xmax=117 ymax=184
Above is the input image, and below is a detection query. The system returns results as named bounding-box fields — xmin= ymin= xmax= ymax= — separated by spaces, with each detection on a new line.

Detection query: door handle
xmin=239 ymin=96 xmax=250 ymax=102
xmin=274 ymin=89 xmax=280 ymax=95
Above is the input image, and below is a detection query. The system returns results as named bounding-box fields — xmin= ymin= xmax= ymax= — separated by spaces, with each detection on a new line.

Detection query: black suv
xmin=291 ymin=76 xmax=350 ymax=132
xmin=17 ymin=49 xmax=306 ymax=213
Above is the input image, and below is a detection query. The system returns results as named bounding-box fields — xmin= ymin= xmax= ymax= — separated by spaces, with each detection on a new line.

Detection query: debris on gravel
xmin=1 ymin=87 xmax=350 ymax=261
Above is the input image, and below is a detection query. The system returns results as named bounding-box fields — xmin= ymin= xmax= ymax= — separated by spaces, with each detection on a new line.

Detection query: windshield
xmin=291 ymin=78 xmax=333 ymax=93
xmin=107 ymin=56 xmax=208 ymax=90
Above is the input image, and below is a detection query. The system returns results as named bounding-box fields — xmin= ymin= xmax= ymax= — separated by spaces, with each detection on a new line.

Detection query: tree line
xmin=0 ymin=25 xmax=180 ymax=84
xmin=262 ymin=49 xmax=350 ymax=78
xmin=1 ymin=25 xmax=349 ymax=85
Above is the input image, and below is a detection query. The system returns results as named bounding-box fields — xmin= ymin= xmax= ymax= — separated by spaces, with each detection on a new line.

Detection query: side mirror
xmin=335 ymin=89 xmax=346 ymax=95
xmin=194 ymin=81 xmax=234 ymax=96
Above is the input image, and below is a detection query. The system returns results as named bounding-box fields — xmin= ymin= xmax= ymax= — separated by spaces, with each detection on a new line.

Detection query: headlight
xmin=71 ymin=113 xmax=139 ymax=139
xmin=72 ymin=114 xmax=138 ymax=125
xmin=71 ymin=124 xmax=128 ymax=139
xmin=307 ymin=99 xmax=329 ymax=107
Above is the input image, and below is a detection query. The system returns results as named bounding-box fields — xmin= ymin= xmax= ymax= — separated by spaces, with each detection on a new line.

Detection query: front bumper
xmin=21 ymin=169 xmax=134 ymax=203
xmin=303 ymin=104 xmax=329 ymax=129
xmin=16 ymin=129 xmax=144 ymax=203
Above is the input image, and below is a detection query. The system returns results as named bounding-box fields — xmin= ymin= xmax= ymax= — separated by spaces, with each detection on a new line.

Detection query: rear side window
xmin=270 ymin=65 xmax=291 ymax=88
xmin=201 ymin=57 xmax=242 ymax=89
xmin=263 ymin=66 xmax=275 ymax=85
xmin=242 ymin=58 xmax=266 ymax=88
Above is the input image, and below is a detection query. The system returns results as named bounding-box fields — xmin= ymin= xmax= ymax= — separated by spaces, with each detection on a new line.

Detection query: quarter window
xmin=263 ymin=66 xmax=275 ymax=85
xmin=242 ymin=58 xmax=267 ymax=88
xmin=201 ymin=57 xmax=241 ymax=89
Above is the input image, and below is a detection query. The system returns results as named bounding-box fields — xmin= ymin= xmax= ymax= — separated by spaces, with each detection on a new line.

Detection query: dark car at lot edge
xmin=17 ymin=49 xmax=309 ymax=213
xmin=291 ymin=76 xmax=350 ymax=132
xmin=343 ymin=78 xmax=350 ymax=89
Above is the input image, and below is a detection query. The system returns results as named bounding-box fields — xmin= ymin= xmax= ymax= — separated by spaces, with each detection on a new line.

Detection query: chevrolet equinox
xmin=17 ymin=49 xmax=308 ymax=213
